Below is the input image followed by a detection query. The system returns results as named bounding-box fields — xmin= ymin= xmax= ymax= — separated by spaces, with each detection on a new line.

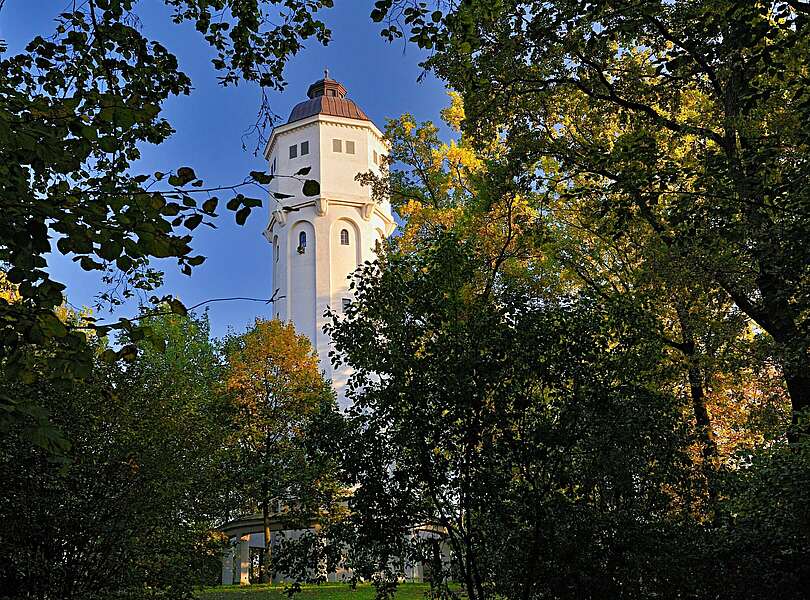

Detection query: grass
xmin=196 ymin=582 xmax=433 ymax=600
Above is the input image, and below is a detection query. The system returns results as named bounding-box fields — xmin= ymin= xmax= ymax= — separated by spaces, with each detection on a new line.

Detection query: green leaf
xmin=100 ymin=348 xmax=118 ymax=363
xmin=167 ymin=298 xmax=187 ymax=316
xmin=175 ymin=166 xmax=197 ymax=186
xmin=79 ymin=256 xmax=104 ymax=271
xmin=129 ymin=326 xmax=147 ymax=342
xmin=113 ymin=107 xmax=136 ymax=129
xmin=250 ymin=170 xmax=275 ymax=184
xmin=302 ymin=179 xmax=320 ymax=196
xmin=80 ymin=125 xmax=98 ymax=140
xmin=98 ymin=240 xmax=122 ymax=261
xmin=117 ymin=344 xmax=138 ymax=362
xmin=202 ymin=197 xmax=218 ymax=214
xmin=99 ymin=137 xmax=117 ymax=153
xmin=185 ymin=214 xmax=203 ymax=230
xmin=295 ymin=166 xmax=312 ymax=176
xmin=56 ymin=237 xmax=72 ymax=255
xmin=235 ymin=206 xmax=251 ymax=225
xmin=116 ymin=255 xmax=133 ymax=271
xmin=38 ymin=313 xmax=68 ymax=338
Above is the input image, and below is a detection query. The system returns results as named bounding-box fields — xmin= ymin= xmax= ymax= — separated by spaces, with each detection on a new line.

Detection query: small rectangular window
xmin=373 ymin=150 xmax=378 ymax=164
xmin=341 ymin=298 xmax=351 ymax=313
xmin=289 ymin=145 xmax=298 ymax=159
xmin=270 ymin=158 xmax=276 ymax=175
xmin=300 ymin=141 xmax=309 ymax=156
xmin=345 ymin=140 xmax=355 ymax=154
xmin=333 ymin=139 xmax=342 ymax=153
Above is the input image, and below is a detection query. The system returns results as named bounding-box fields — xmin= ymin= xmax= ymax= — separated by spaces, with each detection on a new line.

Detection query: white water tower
xmin=263 ymin=74 xmax=396 ymax=409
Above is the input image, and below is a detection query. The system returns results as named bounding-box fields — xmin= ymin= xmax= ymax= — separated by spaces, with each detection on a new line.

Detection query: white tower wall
xmin=263 ymin=84 xmax=395 ymax=410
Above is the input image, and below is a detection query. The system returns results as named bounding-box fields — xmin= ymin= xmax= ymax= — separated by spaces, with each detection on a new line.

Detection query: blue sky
xmin=1 ymin=1 xmax=448 ymax=339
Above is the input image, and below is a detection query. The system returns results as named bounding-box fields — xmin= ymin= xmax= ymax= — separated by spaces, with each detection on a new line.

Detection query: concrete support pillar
xmin=222 ymin=544 xmax=234 ymax=585
xmin=238 ymin=534 xmax=251 ymax=585
xmin=441 ymin=540 xmax=451 ymax=582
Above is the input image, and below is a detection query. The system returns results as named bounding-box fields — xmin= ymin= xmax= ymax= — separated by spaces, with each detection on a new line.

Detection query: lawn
xmin=197 ymin=582 xmax=433 ymax=600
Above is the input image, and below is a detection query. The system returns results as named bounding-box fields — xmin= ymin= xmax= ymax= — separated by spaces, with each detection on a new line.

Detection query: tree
xmin=361 ymin=94 xmax=792 ymax=511
xmin=369 ymin=0 xmax=810 ymax=432
xmin=0 ymin=310 xmax=237 ymax=599
xmin=326 ymin=229 xmax=703 ymax=600
xmin=0 ymin=0 xmax=327 ymax=441
xmin=341 ymin=73 xmax=806 ymax=596
xmin=225 ymin=318 xmax=344 ymax=583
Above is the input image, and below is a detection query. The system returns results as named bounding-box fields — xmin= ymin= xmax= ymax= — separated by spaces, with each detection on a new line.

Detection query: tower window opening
xmin=300 ymin=141 xmax=309 ymax=155
xmin=270 ymin=158 xmax=276 ymax=175
xmin=297 ymin=231 xmax=307 ymax=254
xmin=289 ymin=144 xmax=298 ymax=159
xmin=345 ymin=140 xmax=355 ymax=154
xmin=340 ymin=228 xmax=349 ymax=245
xmin=332 ymin=139 xmax=342 ymax=153
xmin=341 ymin=298 xmax=351 ymax=313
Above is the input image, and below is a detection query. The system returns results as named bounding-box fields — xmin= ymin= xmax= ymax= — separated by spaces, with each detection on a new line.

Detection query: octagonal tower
xmin=263 ymin=75 xmax=396 ymax=410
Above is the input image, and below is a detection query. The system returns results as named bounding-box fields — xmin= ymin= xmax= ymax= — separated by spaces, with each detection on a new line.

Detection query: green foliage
xmin=376 ymin=0 xmax=810 ymax=428
xmin=224 ymin=319 xmax=347 ymax=584
xmin=327 ymin=232 xmax=699 ymax=600
xmin=327 ymin=2 xmax=810 ymax=585
xmin=0 ymin=311 xmax=237 ymax=599
xmin=0 ymin=0 xmax=329 ymax=445
xmin=705 ymin=439 xmax=810 ymax=597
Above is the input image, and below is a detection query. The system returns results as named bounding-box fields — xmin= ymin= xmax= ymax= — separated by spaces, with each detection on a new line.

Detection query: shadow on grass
xmin=196 ymin=582 xmax=432 ymax=600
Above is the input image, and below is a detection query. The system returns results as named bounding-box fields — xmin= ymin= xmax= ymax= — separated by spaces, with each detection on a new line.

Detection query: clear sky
xmin=1 ymin=1 xmax=448 ymax=339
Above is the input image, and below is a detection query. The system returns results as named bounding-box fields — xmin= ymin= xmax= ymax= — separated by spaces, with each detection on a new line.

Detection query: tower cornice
xmin=263 ymin=197 xmax=396 ymax=238
xmin=263 ymin=114 xmax=386 ymax=160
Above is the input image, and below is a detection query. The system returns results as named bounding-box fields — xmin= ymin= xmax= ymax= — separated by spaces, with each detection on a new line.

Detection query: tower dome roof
xmin=287 ymin=75 xmax=370 ymax=124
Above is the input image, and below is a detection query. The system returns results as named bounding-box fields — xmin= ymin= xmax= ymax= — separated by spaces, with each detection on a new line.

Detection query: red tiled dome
xmin=287 ymin=77 xmax=370 ymax=124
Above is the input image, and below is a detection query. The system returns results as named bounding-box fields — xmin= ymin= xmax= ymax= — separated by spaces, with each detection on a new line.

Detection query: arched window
xmin=340 ymin=228 xmax=349 ymax=245
xmin=298 ymin=231 xmax=307 ymax=254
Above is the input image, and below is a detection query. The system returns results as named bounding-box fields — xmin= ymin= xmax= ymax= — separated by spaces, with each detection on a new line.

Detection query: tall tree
xmin=345 ymin=84 xmax=801 ymax=596
xmin=371 ymin=0 xmax=810 ymax=432
xmin=0 ymin=310 xmax=236 ymax=599
xmin=360 ymin=95 xmax=788 ymax=502
xmin=225 ymin=318 xmax=343 ymax=583
xmin=327 ymin=231 xmax=695 ymax=600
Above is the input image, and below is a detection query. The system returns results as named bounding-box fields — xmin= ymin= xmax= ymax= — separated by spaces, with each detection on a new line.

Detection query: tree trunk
xmin=261 ymin=428 xmax=274 ymax=583
xmin=720 ymin=48 xmax=808 ymax=438
xmin=675 ymin=304 xmax=719 ymax=466
xmin=261 ymin=496 xmax=272 ymax=583
xmin=756 ymin=276 xmax=809 ymax=440
xmin=687 ymin=361 xmax=718 ymax=466
xmin=785 ymin=369 xmax=810 ymax=441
